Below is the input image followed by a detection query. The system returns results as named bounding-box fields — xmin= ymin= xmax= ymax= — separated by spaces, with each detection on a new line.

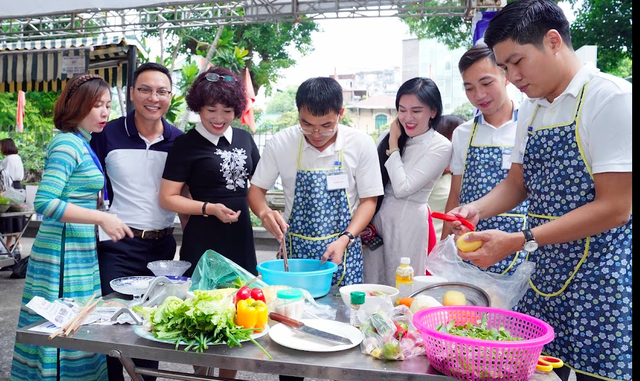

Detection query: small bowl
xmin=147 ymin=260 xmax=192 ymax=277
xmin=338 ymin=283 xmax=399 ymax=310
xmin=0 ymin=203 xmax=10 ymax=213
xmin=110 ymin=276 xmax=155 ymax=296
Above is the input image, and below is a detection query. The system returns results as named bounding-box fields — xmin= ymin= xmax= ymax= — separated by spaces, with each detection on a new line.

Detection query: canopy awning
xmin=0 ymin=35 xmax=143 ymax=93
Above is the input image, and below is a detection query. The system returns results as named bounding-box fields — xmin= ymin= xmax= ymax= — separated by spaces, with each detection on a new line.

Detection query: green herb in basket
xmin=436 ymin=313 xmax=522 ymax=341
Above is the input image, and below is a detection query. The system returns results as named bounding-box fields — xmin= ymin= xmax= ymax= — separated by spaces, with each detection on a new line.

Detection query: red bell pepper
xmin=234 ymin=286 xmax=252 ymax=306
xmin=250 ymin=287 xmax=266 ymax=303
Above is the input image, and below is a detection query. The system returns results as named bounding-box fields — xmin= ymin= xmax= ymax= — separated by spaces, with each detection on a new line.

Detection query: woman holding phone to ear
xmin=362 ymin=77 xmax=452 ymax=286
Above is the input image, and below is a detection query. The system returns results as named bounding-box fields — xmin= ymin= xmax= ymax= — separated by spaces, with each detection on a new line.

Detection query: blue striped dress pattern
xmin=11 ymin=131 xmax=108 ymax=381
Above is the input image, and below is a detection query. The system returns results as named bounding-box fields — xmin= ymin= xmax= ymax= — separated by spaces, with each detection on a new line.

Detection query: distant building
xmin=402 ymin=38 xmax=468 ymax=114
xmin=332 ymin=72 xmax=367 ymax=103
xmin=345 ymin=94 xmax=397 ymax=134
xmin=354 ymin=68 xmax=402 ymax=98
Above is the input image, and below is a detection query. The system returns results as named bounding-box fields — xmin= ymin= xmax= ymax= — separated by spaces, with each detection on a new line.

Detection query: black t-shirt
xmin=163 ymin=127 xmax=260 ymax=202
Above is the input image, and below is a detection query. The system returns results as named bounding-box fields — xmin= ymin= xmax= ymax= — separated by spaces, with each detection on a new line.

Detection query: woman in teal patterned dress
xmin=10 ymin=74 xmax=133 ymax=381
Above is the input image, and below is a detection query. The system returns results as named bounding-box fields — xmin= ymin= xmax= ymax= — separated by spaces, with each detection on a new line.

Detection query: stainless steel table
xmin=0 ymin=209 xmax=35 ymax=268
xmin=16 ymin=288 xmax=456 ymax=381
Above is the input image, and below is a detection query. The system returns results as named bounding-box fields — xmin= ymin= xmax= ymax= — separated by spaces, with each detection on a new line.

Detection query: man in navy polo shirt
xmin=91 ymin=62 xmax=184 ymax=381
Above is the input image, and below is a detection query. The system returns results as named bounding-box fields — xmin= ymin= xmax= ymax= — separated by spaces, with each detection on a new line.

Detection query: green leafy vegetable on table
xmin=133 ymin=289 xmax=272 ymax=358
xmin=436 ymin=313 xmax=522 ymax=341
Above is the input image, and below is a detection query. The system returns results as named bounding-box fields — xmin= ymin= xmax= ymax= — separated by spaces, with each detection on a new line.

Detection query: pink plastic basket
xmin=413 ymin=306 xmax=554 ymax=381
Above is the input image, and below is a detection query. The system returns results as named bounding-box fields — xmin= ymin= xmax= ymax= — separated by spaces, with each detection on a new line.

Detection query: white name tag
xmin=327 ymin=173 xmax=348 ymax=190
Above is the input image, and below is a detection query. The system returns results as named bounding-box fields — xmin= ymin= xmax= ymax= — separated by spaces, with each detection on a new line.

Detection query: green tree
xmin=567 ymin=0 xmax=632 ymax=73
xmin=452 ymin=102 xmax=475 ymax=121
xmin=400 ymin=0 xmax=632 ymax=76
xmin=145 ymin=20 xmax=319 ymax=96
xmin=266 ymin=86 xmax=298 ymax=114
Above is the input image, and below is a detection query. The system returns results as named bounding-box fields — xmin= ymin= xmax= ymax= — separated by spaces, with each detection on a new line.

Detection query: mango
xmin=442 ymin=290 xmax=467 ymax=306
xmin=456 ymin=232 xmax=482 ymax=252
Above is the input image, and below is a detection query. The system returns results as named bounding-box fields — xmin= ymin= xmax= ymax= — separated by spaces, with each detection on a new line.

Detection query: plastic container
xmin=413 ymin=306 xmax=555 ymax=381
xmin=273 ymin=288 xmax=304 ymax=320
xmin=395 ymin=257 xmax=414 ymax=299
xmin=349 ymin=291 xmax=365 ymax=328
xmin=257 ymin=258 xmax=338 ymax=298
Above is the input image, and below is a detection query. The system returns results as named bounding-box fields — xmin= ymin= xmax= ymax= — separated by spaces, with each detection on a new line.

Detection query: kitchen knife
xmin=269 ymin=312 xmax=353 ymax=345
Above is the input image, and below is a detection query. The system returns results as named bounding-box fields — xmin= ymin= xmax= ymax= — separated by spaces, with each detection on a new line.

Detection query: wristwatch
xmin=339 ymin=231 xmax=356 ymax=247
xmin=385 ymin=148 xmax=400 ymax=156
xmin=522 ymin=229 xmax=538 ymax=252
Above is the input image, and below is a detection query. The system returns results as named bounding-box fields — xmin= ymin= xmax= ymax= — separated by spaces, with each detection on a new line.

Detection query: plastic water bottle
xmin=395 ymin=257 xmax=414 ymax=299
xmin=349 ymin=291 xmax=365 ymax=328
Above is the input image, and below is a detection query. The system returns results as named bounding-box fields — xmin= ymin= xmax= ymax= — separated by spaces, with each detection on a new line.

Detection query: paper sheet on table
xmin=26 ymin=296 xmax=79 ymax=328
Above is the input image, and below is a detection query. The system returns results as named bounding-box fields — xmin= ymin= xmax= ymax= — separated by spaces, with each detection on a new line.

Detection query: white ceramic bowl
xmin=338 ymin=283 xmax=399 ymax=310
xmin=147 ymin=260 xmax=192 ymax=277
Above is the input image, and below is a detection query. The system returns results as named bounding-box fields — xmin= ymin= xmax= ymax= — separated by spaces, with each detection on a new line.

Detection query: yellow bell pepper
xmin=254 ymin=301 xmax=268 ymax=333
xmin=236 ymin=298 xmax=268 ymax=332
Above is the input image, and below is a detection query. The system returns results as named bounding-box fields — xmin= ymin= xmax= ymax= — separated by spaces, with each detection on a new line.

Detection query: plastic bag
xmin=359 ymin=298 xmax=425 ymax=361
xmin=425 ymin=235 xmax=535 ymax=310
xmin=264 ymin=286 xmax=337 ymax=322
xmin=10 ymin=252 xmax=29 ymax=279
xmin=189 ymin=250 xmax=268 ymax=291
xmin=5 ymin=187 xmax=26 ymax=205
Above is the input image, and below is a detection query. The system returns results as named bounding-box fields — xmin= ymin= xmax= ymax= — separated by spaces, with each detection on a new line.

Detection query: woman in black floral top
xmin=160 ymin=67 xmax=260 ymax=279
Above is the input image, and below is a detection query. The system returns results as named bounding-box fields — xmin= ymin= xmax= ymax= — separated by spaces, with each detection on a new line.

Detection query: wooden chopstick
xmin=66 ymin=297 xmax=102 ymax=336
xmin=280 ymin=234 xmax=289 ymax=272
xmin=48 ymin=294 xmax=100 ymax=339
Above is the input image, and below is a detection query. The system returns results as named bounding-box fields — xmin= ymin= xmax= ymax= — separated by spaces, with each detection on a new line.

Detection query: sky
xmin=274 ymin=17 xmax=412 ymax=88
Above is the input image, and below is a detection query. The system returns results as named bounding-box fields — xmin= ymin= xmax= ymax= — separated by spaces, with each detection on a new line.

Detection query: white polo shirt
xmin=251 ymin=124 xmax=384 ymax=221
xmin=512 ymin=63 xmax=632 ymax=174
xmin=450 ymin=106 xmax=519 ymax=176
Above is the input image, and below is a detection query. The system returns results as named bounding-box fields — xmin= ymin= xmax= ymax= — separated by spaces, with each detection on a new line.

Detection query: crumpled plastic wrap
xmin=190 ymin=250 xmax=268 ymax=291
xmin=190 ymin=251 xmax=337 ymax=320
xmin=425 ymin=235 xmax=535 ymax=310
xmin=359 ymin=298 xmax=425 ymax=361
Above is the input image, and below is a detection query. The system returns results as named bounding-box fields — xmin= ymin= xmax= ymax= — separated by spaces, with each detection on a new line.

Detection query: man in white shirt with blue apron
xmin=450 ymin=1 xmax=632 ymax=380
xmin=443 ymin=43 xmax=528 ymax=275
xmin=249 ymin=77 xmax=383 ymax=288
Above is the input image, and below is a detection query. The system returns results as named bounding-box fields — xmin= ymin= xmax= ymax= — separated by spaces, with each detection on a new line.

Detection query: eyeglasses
xmin=205 ymin=73 xmax=237 ymax=82
xmin=136 ymin=87 xmax=171 ymax=99
xmin=298 ymin=124 xmax=337 ymax=137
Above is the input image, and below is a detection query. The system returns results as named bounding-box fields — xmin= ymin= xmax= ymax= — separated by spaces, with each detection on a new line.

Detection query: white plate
xmin=133 ymin=324 xmax=269 ymax=346
xmin=268 ymin=319 xmax=363 ymax=352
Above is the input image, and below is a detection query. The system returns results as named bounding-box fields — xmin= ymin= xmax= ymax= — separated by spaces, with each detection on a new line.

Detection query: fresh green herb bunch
xmin=0 ymin=196 xmax=10 ymax=204
xmin=436 ymin=313 xmax=522 ymax=341
xmin=133 ymin=289 xmax=272 ymax=357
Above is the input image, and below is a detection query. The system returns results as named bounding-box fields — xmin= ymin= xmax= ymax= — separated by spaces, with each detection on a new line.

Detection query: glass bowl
xmin=110 ymin=276 xmax=155 ymax=299
xmin=147 ymin=260 xmax=192 ymax=277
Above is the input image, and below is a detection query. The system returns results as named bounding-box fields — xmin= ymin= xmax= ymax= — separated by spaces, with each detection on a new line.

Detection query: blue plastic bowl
xmin=257 ymin=259 xmax=338 ymax=298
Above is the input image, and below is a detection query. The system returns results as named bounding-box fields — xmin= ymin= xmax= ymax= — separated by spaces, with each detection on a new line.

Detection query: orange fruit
xmin=398 ymin=297 xmax=414 ymax=308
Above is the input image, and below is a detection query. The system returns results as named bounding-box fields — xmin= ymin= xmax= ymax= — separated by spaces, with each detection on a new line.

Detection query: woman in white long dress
xmin=363 ymin=77 xmax=452 ymax=286
xmin=0 ymin=138 xmax=26 ymax=251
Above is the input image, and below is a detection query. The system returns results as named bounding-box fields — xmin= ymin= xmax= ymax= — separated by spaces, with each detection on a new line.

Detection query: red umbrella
xmin=241 ymin=67 xmax=256 ymax=133
xmin=16 ymin=90 xmax=25 ymax=133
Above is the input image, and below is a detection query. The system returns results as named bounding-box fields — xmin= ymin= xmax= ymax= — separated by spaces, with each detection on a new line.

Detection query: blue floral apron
xmin=520 ymin=84 xmax=632 ymax=380
xmin=460 ymin=113 xmax=528 ymax=275
xmin=285 ymin=137 xmax=363 ymax=286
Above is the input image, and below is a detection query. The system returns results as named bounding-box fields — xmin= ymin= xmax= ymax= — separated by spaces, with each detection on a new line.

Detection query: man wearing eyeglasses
xmin=249 ymin=77 xmax=384 ymax=289
xmin=90 ymin=62 xmax=184 ymax=381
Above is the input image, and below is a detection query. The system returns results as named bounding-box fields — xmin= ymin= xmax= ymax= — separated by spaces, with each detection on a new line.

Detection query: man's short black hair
xmin=295 ymin=77 xmax=343 ymax=116
xmin=132 ymin=62 xmax=172 ymax=87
